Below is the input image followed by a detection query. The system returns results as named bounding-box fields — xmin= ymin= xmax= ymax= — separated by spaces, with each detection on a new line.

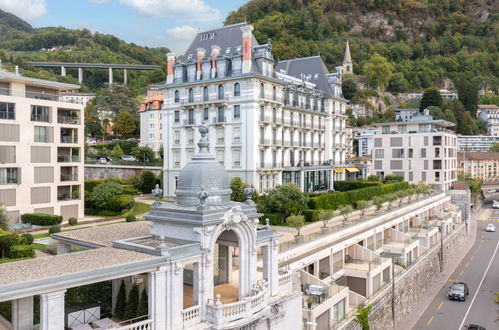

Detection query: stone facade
xmin=84 ymin=165 xmax=162 ymax=180
xmin=343 ymin=223 xmax=467 ymax=330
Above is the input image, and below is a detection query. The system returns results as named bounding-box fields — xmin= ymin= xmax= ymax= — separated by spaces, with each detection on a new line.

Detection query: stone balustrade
xmin=112 ymin=319 xmax=153 ymax=330
xmin=182 ymin=305 xmax=200 ymax=327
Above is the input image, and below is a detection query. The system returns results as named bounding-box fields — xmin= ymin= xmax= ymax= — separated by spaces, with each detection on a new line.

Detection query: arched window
xmin=218 ymin=85 xmax=224 ymax=100
xmin=234 ymin=83 xmax=240 ymax=97
xmin=174 ymin=90 xmax=179 ymax=103
xmin=272 ymin=86 xmax=276 ymax=100
xmin=188 ymin=88 xmax=194 ymax=103
xmin=203 ymin=86 xmax=209 ymax=101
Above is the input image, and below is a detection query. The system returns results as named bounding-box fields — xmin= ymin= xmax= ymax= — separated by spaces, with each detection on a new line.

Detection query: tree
xmin=0 ymin=204 xmax=9 ymax=231
xmin=363 ymin=53 xmax=394 ymax=91
xmin=137 ymin=289 xmax=148 ymax=317
xmin=131 ymin=146 xmax=156 ymax=162
xmin=388 ymin=72 xmax=409 ymax=93
xmin=286 ymin=215 xmax=305 ymax=236
xmin=490 ymin=143 xmax=499 ymax=152
xmin=342 ymin=74 xmax=358 ymax=100
xmin=356 ymin=200 xmax=371 ymax=216
xmin=124 ymin=284 xmax=139 ymax=320
xmin=158 ymin=146 xmax=164 ymax=160
xmin=138 ymin=170 xmax=156 ymax=194
xmin=93 ymin=84 xmax=139 ymax=119
xmin=318 ymin=210 xmax=334 ymax=229
xmin=84 ymin=105 xmax=103 ymax=138
xmin=338 ymin=205 xmax=353 ymax=223
xmin=111 ymin=144 xmax=124 ymax=159
xmin=354 ymin=304 xmax=372 ymax=330
xmin=456 ymin=76 xmax=479 ymax=113
xmin=114 ymin=281 xmax=127 ymax=319
xmin=257 ymin=184 xmax=308 ymax=222
xmin=420 ymin=87 xmax=443 ymax=111
xmin=230 ymin=177 xmax=246 ymax=202
xmin=88 ymin=179 xmax=124 ymax=210
xmin=113 ymin=110 xmax=138 ymax=137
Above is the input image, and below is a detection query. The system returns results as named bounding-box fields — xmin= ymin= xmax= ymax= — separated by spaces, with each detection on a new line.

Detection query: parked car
xmin=448 ymin=282 xmax=469 ymax=301
xmin=487 ymin=189 xmax=496 ymax=193
xmin=464 ymin=325 xmax=486 ymax=330
xmin=97 ymin=156 xmax=112 ymax=164
xmin=122 ymin=155 xmax=137 ymax=162
xmin=486 ymin=223 xmax=496 ymax=232
xmin=493 ymin=200 xmax=499 ymax=209
xmin=86 ymin=138 xmax=97 ymax=145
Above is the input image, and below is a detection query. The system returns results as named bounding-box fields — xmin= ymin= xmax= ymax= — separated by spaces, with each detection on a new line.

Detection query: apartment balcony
xmin=212 ymin=116 xmax=226 ymax=125
xmin=57 ymin=185 xmax=80 ymax=201
xmin=183 ymin=118 xmax=196 ymax=127
xmin=60 ymin=166 xmax=78 ymax=182
xmin=57 ymin=147 xmax=80 ymax=163
xmin=381 ymin=228 xmax=420 ymax=267
xmin=0 ymin=87 xmax=71 ymax=102
xmin=60 ymin=128 xmax=78 ymax=144
xmin=57 ymin=110 xmax=80 ymax=125
xmin=180 ymin=95 xmax=230 ymax=108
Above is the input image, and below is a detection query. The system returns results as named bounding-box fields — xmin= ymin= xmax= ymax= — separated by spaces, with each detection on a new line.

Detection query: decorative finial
xmin=197 ymin=124 xmax=210 ymax=153
xmin=152 ymin=184 xmax=163 ymax=206
xmin=198 ymin=190 xmax=209 ymax=210
xmin=215 ymin=294 xmax=222 ymax=306
xmin=265 ymin=218 xmax=271 ymax=228
xmin=244 ymin=187 xmax=255 ymax=205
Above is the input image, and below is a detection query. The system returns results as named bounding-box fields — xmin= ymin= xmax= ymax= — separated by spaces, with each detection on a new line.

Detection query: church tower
xmin=343 ymin=40 xmax=353 ymax=74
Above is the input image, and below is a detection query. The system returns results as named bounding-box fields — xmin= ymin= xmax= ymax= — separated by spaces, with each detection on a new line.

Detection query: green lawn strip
xmin=31 ymin=243 xmax=47 ymax=252
xmin=131 ymin=202 xmax=150 ymax=216
xmin=33 ymin=226 xmax=93 ymax=239
xmin=97 ymin=221 xmax=126 ymax=226
xmin=141 ymin=197 xmax=174 ymax=202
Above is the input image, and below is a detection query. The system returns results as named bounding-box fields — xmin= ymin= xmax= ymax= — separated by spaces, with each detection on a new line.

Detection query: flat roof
xmin=373 ymin=119 xmax=455 ymax=127
xmin=53 ymin=221 xmax=150 ymax=247
xmin=0 ymin=69 xmax=80 ymax=90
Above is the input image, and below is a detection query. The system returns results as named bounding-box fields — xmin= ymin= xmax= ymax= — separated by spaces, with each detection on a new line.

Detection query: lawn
xmin=32 ymin=243 xmax=47 ymax=252
xmin=141 ymin=197 xmax=174 ymax=202
xmin=130 ymin=202 xmax=150 ymax=216
xmin=33 ymin=226 xmax=93 ymax=239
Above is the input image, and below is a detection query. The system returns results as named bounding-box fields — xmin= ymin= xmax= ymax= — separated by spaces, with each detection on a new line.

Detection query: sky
xmin=0 ymin=0 xmax=248 ymax=53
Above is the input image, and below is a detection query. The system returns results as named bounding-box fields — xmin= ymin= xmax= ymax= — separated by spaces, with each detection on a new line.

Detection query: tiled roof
xmin=458 ymin=152 xmax=499 ymax=161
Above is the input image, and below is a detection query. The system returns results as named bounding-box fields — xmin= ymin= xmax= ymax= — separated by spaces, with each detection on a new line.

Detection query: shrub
xmin=48 ymin=225 xmax=61 ymax=234
xmin=126 ymin=214 xmax=137 ymax=222
xmin=0 ymin=204 xmax=8 ymax=231
xmin=21 ymin=213 xmax=63 ymax=226
xmin=304 ymin=209 xmax=320 ymax=222
xmin=259 ymin=213 xmax=281 ymax=226
xmin=124 ymin=284 xmax=139 ymax=320
xmin=383 ymin=174 xmax=404 ymax=184
xmin=338 ymin=205 xmax=354 ymax=223
xmin=109 ymin=194 xmax=135 ymax=212
xmin=373 ymin=196 xmax=385 ymax=210
xmin=356 ymin=200 xmax=372 ymax=215
xmin=286 ymin=215 xmax=306 ymax=236
xmin=8 ymin=245 xmax=34 ymax=259
xmin=257 ymin=184 xmax=309 ymax=222
xmin=318 ymin=210 xmax=335 ymax=228
xmin=334 ymin=181 xmax=380 ymax=192
xmin=122 ymin=184 xmax=139 ymax=195
xmin=138 ymin=170 xmax=157 ymax=194
xmin=21 ymin=233 xmax=34 ymax=245
xmin=84 ymin=180 xmax=105 ymax=193
xmin=114 ymin=281 xmax=127 ymax=319
xmin=68 ymin=217 xmax=78 ymax=226
xmin=88 ymin=180 xmax=124 ymax=210
xmin=138 ymin=289 xmax=148 ymax=318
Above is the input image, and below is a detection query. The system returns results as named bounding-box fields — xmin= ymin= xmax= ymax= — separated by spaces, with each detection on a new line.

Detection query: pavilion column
xmin=239 ymin=239 xmax=257 ymax=297
xmin=12 ymin=296 xmax=33 ymax=330
xmin=40 ymin=290 xmax=66 ymax=330
xmin=148 ymin=268 xmax=167 ymax=330
xmin=192 ymin=262 xmax=200 ymax=305
xmin=262 ymin=239 xmax=279 ymax=296
xmin=108 ymin=67 xmax=113 ymax=84
xmin=78 ymin=67 xmax=83 ymax=83
xmin=165 ymin=264 xmax=183 ymax=330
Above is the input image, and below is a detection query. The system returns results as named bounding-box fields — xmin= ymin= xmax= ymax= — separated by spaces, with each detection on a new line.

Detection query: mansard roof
xmin=182 ymin=22 xmax=259 ymax=60
xmin=275 ymin=56 xmax=334 ymax=98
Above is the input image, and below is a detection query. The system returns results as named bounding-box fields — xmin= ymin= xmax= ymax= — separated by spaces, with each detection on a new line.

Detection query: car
xmin=122 ymin=155 xmax=137 ymax=162
xmin=486 ymin=223 xmax=496 ymax=232
xmin=493 ymin=200 xmax=499 ymax=209
xmin=448 ymin=282 xmax=469 ymax=301
xmin=97 ymin=156 xmax=112 ymax=164
xmin=86 ymin=138 xmax=97 ymax=145
xmin=487 ymin=189 xmax=496 ymax=193
xmin=464 ymin=325 xmax=486 ymax=330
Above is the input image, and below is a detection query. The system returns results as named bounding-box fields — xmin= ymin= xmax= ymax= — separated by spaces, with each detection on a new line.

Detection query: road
xmin=412 ymin=204 xmax=499 ymax=330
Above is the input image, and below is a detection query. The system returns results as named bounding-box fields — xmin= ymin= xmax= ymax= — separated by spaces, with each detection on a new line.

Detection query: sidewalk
xmin=397 ymin=204 xmax=485 ymax=330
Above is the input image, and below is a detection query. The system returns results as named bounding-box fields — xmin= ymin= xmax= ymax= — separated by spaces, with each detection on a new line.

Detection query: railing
xmin=60 ymin=173 xmax=78 ymax=182
xmin=348 ymin=290 xmax=366 ymax=307
xmin=182 ymin=305 xmax=200 ymax=327
xmin=31 ymin=114 xmax=50 ymax=122
xmin=0 ymin=87 xmax=77 ymax=103
xmin=183 ymin=118 xmax=196 ymax=126
xmin=278 ymin=272 xmax=292 ymax=287
xmin=212 ymin=116 xmax=225 ymax=124
xmin=57 ymin=194 xmax=80 ymax=201
xmin=61 ymin=136 xmax=78 ymax=143
xmin=303 ymin=283 xmax=346 ymax=310
xmin=57 ymin=155 xmax=80 ymax=162
xmin=58 ymin=115 xmax=80 ymax=124
xmin=111 ymin=319 xmax=153 ymax=330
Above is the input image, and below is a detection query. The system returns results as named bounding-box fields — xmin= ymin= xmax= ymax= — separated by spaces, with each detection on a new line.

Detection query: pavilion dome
xmin=175 ymin=125 xmax=231 ymax=207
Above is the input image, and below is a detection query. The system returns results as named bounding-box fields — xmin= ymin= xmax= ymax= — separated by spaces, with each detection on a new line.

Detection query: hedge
xmin=122 ymin=184 xmax=139 ymax=195
xmin=309 ymin=182 xmax=410 ymax=210
xmin=49 ymin=225 xmax=61 ymax=234
xmin=259 ymin=213 xmax=281 ymax=225
xmin=334 ymin=180 xmax=380 ymax=192
xmin=8 ymin=245 xmax=34 ymax=259
xmin=21 ymin=213 xmax=63 ymax=226
xmin=304 ymin=209 xmax=320 ymax=222
xmin=84 ymin=180 xmax=105 ymax=193
xmin=109 ymin=195 xmax=135 ymax=212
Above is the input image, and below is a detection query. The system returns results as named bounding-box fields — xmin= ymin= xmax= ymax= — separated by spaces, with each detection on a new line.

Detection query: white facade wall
xmin=140 ymin=111 xmax=163 ymax=151
xmin=0 ymin=82 xmax=84 ymax=224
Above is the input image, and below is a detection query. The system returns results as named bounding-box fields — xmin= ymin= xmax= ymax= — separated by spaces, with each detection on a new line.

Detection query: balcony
xmin=57 ymin=147 xmax=80 ymax=163
xmin=0 ymin=87 xmax=75 ymax=103
xmin=57 ymin=109 xmax=80 ymax=124
xmin=57 ymin=185 xmax=80 ymax=201
xmin=183 ymin=118 xmax=196 ymax=126
xmin=60 ymin=166 xmax=78 ymax=182
xmin=61 ymin=128 xmax=78 ymax=144
xmin=212 ymin=116 xmax=225 ymax=125
xmin=259 ymin=138 xmax=271 ymax=146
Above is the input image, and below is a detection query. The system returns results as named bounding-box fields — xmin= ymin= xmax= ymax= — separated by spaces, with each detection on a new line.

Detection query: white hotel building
xmin=146 ymin=23 xmax=348 ymax=198
xmin=0 ymin=69 xmax=84 ymax=224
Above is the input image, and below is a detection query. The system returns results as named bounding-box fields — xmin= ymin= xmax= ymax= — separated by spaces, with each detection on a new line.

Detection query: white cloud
xmin=87 ymin=0 xmax=108 ymax=4
xmin=166 ymin=25 xmax=199 ymax=41
xmin=147 ymin=25 xmax=199 ymax=53
xmin=120 ymin=0 xmax=221 ymax=24
xmin=0 ymin=0 xmax=47 ymax=19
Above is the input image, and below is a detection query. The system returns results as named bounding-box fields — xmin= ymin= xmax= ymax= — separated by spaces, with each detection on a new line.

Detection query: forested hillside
xmin=0 ymin=9 xmax=168 ymax=92
xmin=226 ymin=0 xmax=498 ymax=93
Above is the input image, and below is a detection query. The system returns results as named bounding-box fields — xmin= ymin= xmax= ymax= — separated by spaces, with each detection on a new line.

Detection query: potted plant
xmin=286 ymin=215 xmax=306 ymax=244
xmin=306 ymin=296 xmax=314 ymax=309
xmin=318 ymin=210 xmax=334 ymax=234
xmin=356 ymin=200 xmax=372 ymax=220
xmin=373 ymin=196 xmax=385 ymax=213
xmin=338 ymin=205 xmax=354 ymax=225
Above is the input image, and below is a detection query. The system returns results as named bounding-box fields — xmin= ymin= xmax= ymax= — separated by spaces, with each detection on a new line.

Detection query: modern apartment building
xmin=158 ymin=23 xmax=348 ymax=197
xmin=353 ymin=126 xmax=378 ymax=157
xmin=0 ymin=69 xmax=84 ymax=224
xmin=458 ymin=151 xmax=499 ymax=182
xmin=457 ymin=135 xmax=499 ymax=152
xmin=59 ymin=92 xmax=95 ymax=108
xmin=371 ymin=119 xmax=458 ymax=191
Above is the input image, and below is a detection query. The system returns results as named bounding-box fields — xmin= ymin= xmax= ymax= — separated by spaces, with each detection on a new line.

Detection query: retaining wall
xmin=84 ymin=165 xmax=162 ymax=180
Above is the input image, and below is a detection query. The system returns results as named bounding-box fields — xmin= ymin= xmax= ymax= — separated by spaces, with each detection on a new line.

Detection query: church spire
xmin=343 ymin=40 xmax=353 ymax=74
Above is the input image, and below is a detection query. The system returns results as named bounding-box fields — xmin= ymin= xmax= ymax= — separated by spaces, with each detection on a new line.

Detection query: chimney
xmin=166 ymin=52 xmax=176 ymax=84
xmin=15 ymin=66 xmax=19 ymax=76
xmin=240 ymin=25 xmax=254 ymax=73
xmin=211 ymin=45 xmax=220 ymax=78
xmin=196 ymin=48 xmax=205 ymax=80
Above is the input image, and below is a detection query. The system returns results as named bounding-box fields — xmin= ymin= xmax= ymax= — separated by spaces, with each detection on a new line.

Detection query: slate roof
xmin=275 ymin=56 xmax=334 ymax=97
xmin=182 ymin=22 xmax=259 ymax=60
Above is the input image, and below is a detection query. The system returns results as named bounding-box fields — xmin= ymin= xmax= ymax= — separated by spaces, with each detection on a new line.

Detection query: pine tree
xmin=124 ymin=284 xmax=139 ymax=320
xmin=420 ymin=87 xmax=443 ymax=111
xmin=137 ymin=288 xmax=148 ymax=317
xmin=114 ymin=281 xmax=127 ymax=319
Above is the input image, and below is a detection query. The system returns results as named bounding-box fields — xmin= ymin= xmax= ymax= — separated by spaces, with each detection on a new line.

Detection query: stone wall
xmin=84 ymin=165 xmax=162 ymax=180
xmin=344 ymin=223 xmax=467 ymax=330
xmin=449 ymin=190 xmax=472 ymax=222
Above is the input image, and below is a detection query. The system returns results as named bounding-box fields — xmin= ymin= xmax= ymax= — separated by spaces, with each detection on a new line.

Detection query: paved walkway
xmin=397 ymin=202 xmax=482 ymax=330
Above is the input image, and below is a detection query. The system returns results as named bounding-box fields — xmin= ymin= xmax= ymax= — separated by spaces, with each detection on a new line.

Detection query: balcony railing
xmin=58 ymin=115 xmax=80 ymax=124
xmin=57 ymin=193 xmax=80 ymax=201
xmin=213 ymin=116 xmax=225 ymax=124
xmin=182 ymin=305 xmax=200 ymax=328
xmin=303 ymin=283 xmax=346 ymax=310
xmin=57 ymin=155 xmax=80 ymax=163
xmin=60 ymin=173 xmax=78 ymax=182
xmin=61 ymin=136 xmax=78 ymax=144
xmin=183 ymin=118 xmax=196 ymax=126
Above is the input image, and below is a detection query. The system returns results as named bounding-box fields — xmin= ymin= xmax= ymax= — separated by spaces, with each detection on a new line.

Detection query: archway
xmin=213 ymin=229 xmax=240 ymax=303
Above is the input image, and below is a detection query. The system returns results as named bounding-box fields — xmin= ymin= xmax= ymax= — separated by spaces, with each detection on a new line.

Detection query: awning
xmin=334 ymin=168 xmax=345 ymax=173
xmin=346 ymin=168 xmax=360 ymax=172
